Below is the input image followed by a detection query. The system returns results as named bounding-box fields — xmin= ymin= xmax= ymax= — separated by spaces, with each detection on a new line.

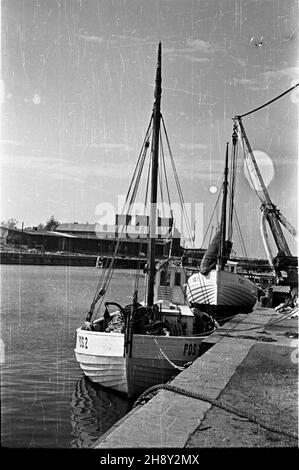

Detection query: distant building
xmin=0 ymin=226 xmax=76 ymax=253
xmin=56 ymin=214 xmax=181 ymax=257
xmin=0 ymin=214 xmax=182 ymax=258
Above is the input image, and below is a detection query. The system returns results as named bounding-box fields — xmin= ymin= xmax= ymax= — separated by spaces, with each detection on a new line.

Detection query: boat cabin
xmin=152 ymin=263 xmax=196 ymax=335
xmin=154 ymin=263 xmax=187 ymax=306
xmin=224 ymin=260 xmax=238 ymax=274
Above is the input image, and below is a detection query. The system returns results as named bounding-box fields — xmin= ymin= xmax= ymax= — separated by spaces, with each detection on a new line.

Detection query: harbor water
xmin=0 ymin=265 xmax=144 ymax=448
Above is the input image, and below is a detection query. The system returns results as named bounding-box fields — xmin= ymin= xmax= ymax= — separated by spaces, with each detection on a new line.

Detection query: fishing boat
xmin=186 ymin=84 xmax=298 ymax=315
xmin=74 ymin=43 xmax=217 ymax=398
xmin=186 ymin=132 xmax=258 ymax=317
xmin=235 ymin=114 xmax=297 ymax=305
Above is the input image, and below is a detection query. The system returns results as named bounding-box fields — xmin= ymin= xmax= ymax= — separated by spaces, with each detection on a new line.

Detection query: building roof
xmin=47 ymin=231 xmax=77 ymax=238
xmin=57 ymin=222 xmax=181 ymax=239
xmin=24 ymin=229 xmax=77 ymax=238
xmin=57 ymin=223 xmax=96 ymax=232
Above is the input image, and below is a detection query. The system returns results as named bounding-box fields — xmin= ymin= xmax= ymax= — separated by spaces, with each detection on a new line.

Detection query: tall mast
xmin=219 ymin=142 xmax=229 ymax=267
xmin=147 ymin=42 xmax=162 ymax=307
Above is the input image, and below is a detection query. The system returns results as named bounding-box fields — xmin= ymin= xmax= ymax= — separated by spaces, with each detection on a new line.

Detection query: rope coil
xmin=133 ymin=383 xmax=298 ymax=440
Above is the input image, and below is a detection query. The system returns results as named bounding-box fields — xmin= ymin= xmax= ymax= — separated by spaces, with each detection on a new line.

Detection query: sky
xmin=1 ymin=0 xmax=298 ymax=257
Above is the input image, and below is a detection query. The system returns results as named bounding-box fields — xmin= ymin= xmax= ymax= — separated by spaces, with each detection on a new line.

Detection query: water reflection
xmin=70 ymin=376 xmax=133 ymax=448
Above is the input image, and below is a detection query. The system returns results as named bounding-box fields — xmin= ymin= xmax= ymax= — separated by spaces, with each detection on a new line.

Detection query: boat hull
xmin=75 ymin=330 xmax=128 ymax=393
xmin=74 ymin=328 xmax=205 ymax=397
xmin=186 ymin=269 xmax=258 ymax=317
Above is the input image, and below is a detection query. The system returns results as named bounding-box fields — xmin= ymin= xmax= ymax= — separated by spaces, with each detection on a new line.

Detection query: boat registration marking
xmin=183 ymin=343 xmax=200 ymax=356
xmin=78 ymin=335 xmax=88 ymax=349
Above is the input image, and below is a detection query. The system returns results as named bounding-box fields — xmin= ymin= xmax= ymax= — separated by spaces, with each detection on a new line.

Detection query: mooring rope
xmin=153 ymin=339 xmax=185 ymax=371
xmin=219 ymin=308 xmax=297 ymax=333
xmin=133 ymin=383 xmax=298 ymax=440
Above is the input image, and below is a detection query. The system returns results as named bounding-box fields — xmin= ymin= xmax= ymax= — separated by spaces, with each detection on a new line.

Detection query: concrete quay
xmin=94 ymin=304 xmax=298 ymax=448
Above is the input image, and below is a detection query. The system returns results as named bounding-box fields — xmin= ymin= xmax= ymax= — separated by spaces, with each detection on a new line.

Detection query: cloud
xmin=1 ymin=139 xmax=25 ymax=146
xmin=232 ymin=66 xmax=299 ymax=92
xmin=164 ymin=38 xmax=219 ymax=64
xmin=80 ymin=136 xmax=131 ymax=155
xmin=1 ymin=154 xmax=70 ymax=172
xmin=232 ymin=77 xmax=267 ymax=91
xmin=179 ymin=143 xmax=208 ymax=151
xmin=177 ymin=55 xmax=209 ymax=63
xmin=78 ymin=34 xmax=104 ymax=44
xmin=1 ymin=143 xmax=222 ymax=186
xmin=0 ymin=140 xmax=38 ymax=157
xmin=262 ymin=66 xmax=299 ymax=82
xmin=233 ymin=78 xmax=257 ymax=86
xmin=231 ymin=57 xmax=247 ymax=68
xmin=1 ymin=151 xmax=134 ymax=184
xmin=186 ymin=39 xmax=212 ymax=54
xmin=181 ymin=168 xmax=223 ymax=182
xmin=88 ymin=142 xmax=130 ymax=151
xmin=172 ymin=153 xmax=225 ymax=181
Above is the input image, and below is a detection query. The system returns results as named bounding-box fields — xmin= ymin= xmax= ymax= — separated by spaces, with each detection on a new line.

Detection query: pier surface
xmin=94 ymin=305 xmax=298 ymax=448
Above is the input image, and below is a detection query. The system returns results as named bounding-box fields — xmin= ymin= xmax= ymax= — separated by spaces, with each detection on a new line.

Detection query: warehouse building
xmin=1 ymin=214 xmax=182 ymax=258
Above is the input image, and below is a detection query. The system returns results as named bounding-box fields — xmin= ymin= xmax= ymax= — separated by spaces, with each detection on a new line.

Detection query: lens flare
xmin=243 ymin=150 xmax=275 ymax=191
xmin=209 ymin=185 xmax=218 ymax=194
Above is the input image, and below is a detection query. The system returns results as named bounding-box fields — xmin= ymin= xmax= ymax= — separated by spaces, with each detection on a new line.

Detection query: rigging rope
xmin=158 ymin=139 xmax=173 ymax=257
xmin=238 ymin=131 xmax=265 ymax=206
xmin=161 ymin=116 xmax=195 ymax=249
xmin=133 ymin=383 xmax=298 ymax=440
xmin=92 ymin=108 xmax=193 ymax=318
xmin=134 ymin=140 xmax=153 ymax=294
xmin=236 ymin=82 xmax=299 ymax=118
xmin=233 ymin=206 xmax=249 ymax=260
xmin=200 ymin=190 xmax=222 ymax=250
xmin=124 ymin=117 xmax=153 ymax=212
xmin=158 ymin=133 xmax=166 ymax=218
xmin=90 ymin=119 xmax=153 ymax=319
xmin=160 ymin=135 xmax=172 ymax=210
xmin=144 ymin=142 xmax=152 ymax=210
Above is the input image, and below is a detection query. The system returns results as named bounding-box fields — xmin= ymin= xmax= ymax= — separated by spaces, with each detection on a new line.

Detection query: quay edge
xmin=93 ymin=303 xmax=298 ymax=448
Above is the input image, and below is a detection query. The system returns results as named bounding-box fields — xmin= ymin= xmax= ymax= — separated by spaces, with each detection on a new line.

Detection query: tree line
xmin=1 ymin=216 xmax=60 ymax=231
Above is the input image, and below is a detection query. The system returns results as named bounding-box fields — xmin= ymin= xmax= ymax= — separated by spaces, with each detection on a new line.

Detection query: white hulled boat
xmin=186 ymin=97 xmax=298 ymax=314
xmin=186 ymin=137 xmax=258 ymax=317
xmin=74 ymin=43 xmax=217 ymax=398
xmin=186 ymin=264 xmax=258 ymax=316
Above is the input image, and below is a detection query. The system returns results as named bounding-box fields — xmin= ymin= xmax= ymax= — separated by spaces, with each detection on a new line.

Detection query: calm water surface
xmin=0 ymin=265 xmax=144 ymax=448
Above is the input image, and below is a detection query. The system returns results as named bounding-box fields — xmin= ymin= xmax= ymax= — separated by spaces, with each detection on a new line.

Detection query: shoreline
xmin=0 ymin=251 xmax=146 ymax=268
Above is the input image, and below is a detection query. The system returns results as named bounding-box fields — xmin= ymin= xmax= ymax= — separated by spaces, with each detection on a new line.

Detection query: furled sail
xmin=199 ymin=230 xmax=233 ymax=275
xmin=199 ymin=229 xmax=221 ymax=275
